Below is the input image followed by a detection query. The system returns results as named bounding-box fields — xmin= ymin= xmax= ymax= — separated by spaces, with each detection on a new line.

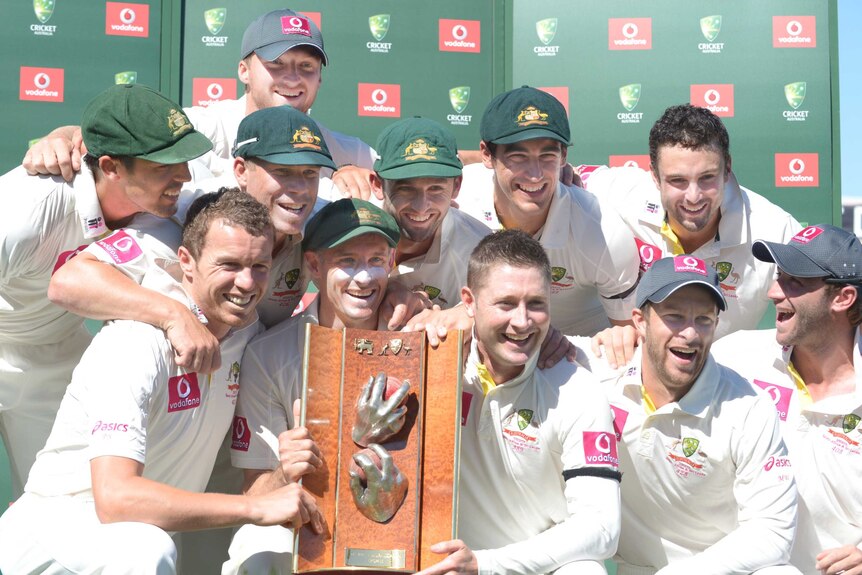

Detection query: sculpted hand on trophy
xmin=349 ymin=443 xmax=409 ymax=523
xmin=351 ymin=372 xmax=410 ymax=447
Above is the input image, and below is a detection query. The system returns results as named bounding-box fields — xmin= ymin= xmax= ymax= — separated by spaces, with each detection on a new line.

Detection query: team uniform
xmin=0 ymin=277 xmax=260 ymax=573
xmin=585 ymin=166 xmax=801 ymax=339
xmin=458 ymin=337 xmax=621 ymax=574
xmin=600 ymin=348 xmax=799 ymax=575
xmin=184 ymin=96 xmax=377 ymax=182
xmin=458 ymin=164 xmax=640 ymax=336
xmin=712 ymin=329 xmax=862 ymax=575
xmin=0 ymin=165 xmax=111 ymax=497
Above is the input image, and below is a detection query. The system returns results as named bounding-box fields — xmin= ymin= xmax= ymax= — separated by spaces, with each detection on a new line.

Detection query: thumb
xmin=292 ymin=398 xmax=302 ymax=429
xmin=429 ymin=539 xmax=462 ymax=554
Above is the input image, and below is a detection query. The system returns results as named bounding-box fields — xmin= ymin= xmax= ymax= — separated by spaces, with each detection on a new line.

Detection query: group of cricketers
xmin=0 ymin=7 xmax=858 ymax=575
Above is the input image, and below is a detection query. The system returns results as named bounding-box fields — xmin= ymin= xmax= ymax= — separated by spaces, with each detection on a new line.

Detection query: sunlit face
xmin=381 ymin=176 xmax=461 ymax=245
xmin=120 ymin=158 xmax=192 ymax=218
xmin=238 ymin=48 xmax=322 ymax=114
xmin=767 ymin=271 xmax=834 ymax=348
xmin=305 ymin=234 xmax=394 ymax=330
xmin=635 ymin=285 xmax=718 ymax=399
xmin=179 ymin=220 xmax=273 ymax=339
xmin=652 ymin=145 xmax=728 ymax=246
xmin=481 ymin=139 xmax=566 ymax=226
xmin=235 ymin=158 xmax=320 ymax=245
xmin=462 ymin=264 xmax=550 ymax=384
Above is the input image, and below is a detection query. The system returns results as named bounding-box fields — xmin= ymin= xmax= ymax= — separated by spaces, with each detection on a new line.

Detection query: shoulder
xmin=447 ymin=208 xmax=492 ymax=237
xmin=246 ymin=312 xmax=311 ymax=359
xmin=737 ymin=183 xmax=800 ymax=231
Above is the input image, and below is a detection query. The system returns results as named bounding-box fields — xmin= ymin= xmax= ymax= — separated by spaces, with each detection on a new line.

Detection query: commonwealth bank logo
xmin=369 ymin=14 xmax=390 ymax=41
xmin=700 ymin=15 xmax=721 ymax=42
xmin=205 ymin=8 xmax=226 ymax=35
xmin=619 ymin=84 xmax=641 ymax=111
xmin=536 ymin=18 xmax=557 ymax=45
xmin=449 ymin=86 xmax=470 ymax=114
xmin=785 ymin=82 xmax=806 ymax=109
xmin=34 ymin=0 xmax=55 ymax=23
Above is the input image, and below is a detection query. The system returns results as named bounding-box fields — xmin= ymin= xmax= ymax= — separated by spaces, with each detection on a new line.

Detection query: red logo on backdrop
xmin=281 ymin=15 xmax=310 ymax=36
xmin=690 ymin=84 xmax=734 ymax=117
xmin=608 ymin=18 xmax=652 ymax=50
xmin=52 ymin=244 xmax=88 ymax=274
xmin=775 ymin=153 xmax=819 ymax=187
xmin=192 ymin=78 xmax=237 ymax=107
xmin=674 ymin=256 xmax=708 ymax=276
xmin=300 ymin=12 xmax=321 ymax=31
xmin=753 ymin=379 xmax=793 ymax=422
xmin=791 ymin=225 xmax=825 ymax=245
xmin=439 ymin=19 xmax=480 ymax=53
xmin=20 ymin=66 xmax=64 ymax=102
xmin=95 ymin=230 xmax=143 ymax=264
xmin=106 ymin=2 xmax=149 ymax=37
xmin=168 ymin=374 xmax=201 ymax=412
xmin=358 ymin=83 xmax=401 ymax=117
xmin=635 ymin=238 xmax=662 ymax=273
xmin=773 ymin=16 xmax=816 ymax=48
xmin=461 ymin=391 xmax=473 ymax=426
xmin=537 ymin=86 xmax=569 ymax=116
xmin=583 ymin=431 xmax=619 ymax=466
xmin=609 ymin=154 xmax=650 ymax=169
xmin=610 ymin=405 xmax=628 ymax=442
xmin=231 ymin=416 xmax=251 ymax=451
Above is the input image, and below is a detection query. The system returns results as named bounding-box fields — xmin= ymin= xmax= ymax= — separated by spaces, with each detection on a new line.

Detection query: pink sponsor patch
xmin=95 ymin=230 xmax=143 ymax=264
xmin=52 ymin=244 xmax=89 ymax=274
xmin=231 ymin=416 xmax=251 ymax=451
xmin=791 ymin=225 xmax=823 ymax=244
xmin=281 ymin=15 xmax=310 ymax=36
xmin=673 ymin=255 xmax=707 ymax=275
xmin=168 ymin=373 xmax=201 ymax=412
xmin=610 ymin=405 xmax=629 ymax=442
xmin=753 ymin=379 xmax=793 ymax=422
xmin=461 ymin=391 xmax=473 ymax=426
xmin=583 ymin=431 xmax=619 ymax=467
xmin=635 ymin=238 xmax=661 ymax=272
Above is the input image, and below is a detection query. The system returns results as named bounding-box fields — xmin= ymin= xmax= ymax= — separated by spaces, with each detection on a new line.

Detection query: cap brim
xmin=752 ymin=240 xmax=829 ymax=278
xmin=137 ymin=131 xmax=213 ymax=164
xmin=256 ymin=42 xmax=328 ymax=65
xmin=377 ymin=162 xmax=462 ymax=180
xmin=490 ymin=127 xmax=570 ymax=146
xmin=257 ymin=150 xmax=337 ymax=170
xmin=326 ymin=226 xmax=398 ymax=249
xmin=640 ymin=280 xmax=727 ymax=311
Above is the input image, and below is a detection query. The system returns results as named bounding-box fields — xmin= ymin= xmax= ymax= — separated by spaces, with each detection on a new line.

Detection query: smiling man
xmin=457 ymin=86 xmax=640 ymax=337
xmin=598 ymin=255 xmax=800 ymax=575
xmin=711 ymin=225 xmax=862 ymax=575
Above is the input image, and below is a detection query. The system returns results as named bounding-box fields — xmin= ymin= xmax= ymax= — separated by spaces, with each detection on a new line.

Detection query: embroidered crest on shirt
xmin=225 ymin=361 xmax=240 ymax=402
xmin=550 ymin=265 xmax=574 ymax=293
xmin=715 ymin=261 xmax=740 ymax=299
xmin=666 ymin=436 xmax=707 ymax=478
xmin=501 ymin=408 xmax=541 ymax=453
xmin=820 ymin=413 xmax=862 ymax=456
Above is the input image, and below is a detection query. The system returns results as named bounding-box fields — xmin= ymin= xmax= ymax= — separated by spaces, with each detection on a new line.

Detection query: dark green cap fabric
xmin=82 ymin=84 xmax=212 ymax=164
xmin=373 ymin=117 xmax=462 ymax=179
xmin=480 ymin=86 xmax=571 ymax=146
xmin=302 ymin=198 xmax=400 ymax=252
xmin=232 ymin=106 xmax=336 ymax=169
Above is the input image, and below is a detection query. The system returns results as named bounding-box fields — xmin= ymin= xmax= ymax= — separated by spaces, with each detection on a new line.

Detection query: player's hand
xmin=352 ymin=373 xmax=409 ymax=447
xmin=348 ymin=444 xmax=408 ymax=523
xmin=402 ymin=305 xmax=473 ymax=349
xmin=816 ymin=544 xmax=862 ymax=575
xmin=415 ymin=539 xmax=478 ymax=575
xmin=559 ymin=163 xmax=583 ymax=188
xmin=381 ymin=282 xmax=433 ymax=331
xmin=591 ymin=324 xmax=640 ymax=369
xmin=163 ymin=304 xmax=222 ymax=374
xmin=23 ymin=126 xmax=84 ymax=182
xmin=538 ymin=325 xmax=577 ymax=369
xmin=277 ymin=400 xmax=324 ymax=484
xmin=251 ymin=482 xmax=326 ymax=534
xmin=331 ymin=165 xmax=375 ymax=201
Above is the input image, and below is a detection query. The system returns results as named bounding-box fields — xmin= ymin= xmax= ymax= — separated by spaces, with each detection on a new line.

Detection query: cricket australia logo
xmin=682 ymin=437 xmax=699 ymax=457
xmin=550 ymin=266 xmax=574 ymax=292
xmin=516 ymin=106 xmax=549 ymax=127
xmin=501 ymin=408 xmax=541 ymax=453
xmin=226 ymin=361 xmax=240 ymax=383
xmin=666 ymin=436 xmax=707 ymax=478
xmin=844 ymin=414 xmax=861 ymax=434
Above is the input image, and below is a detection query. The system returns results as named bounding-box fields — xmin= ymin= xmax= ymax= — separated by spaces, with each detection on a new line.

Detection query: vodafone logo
xmin=168 ymin=373 xmax=201 ymax=412
xmin=753 ymin=379 xmax=793 ymax=422
xmin=773 ymin=16 xmax=815 ymax=48
xmin=673 ymin=255 xmax=708 ymax=275
xmin=704 ymin=89 xmax=720 ymax=105
xmin=95 ymin=230 xmax=142 ymax=264
xmin=231 ymin=416 xmax=251 ymax=451
xmin=52 ymin=244 xmax=88 ymax=274
xmin=609 ymin=17 xmax=652 ymax=50
xmin=106 ymin=2 xmax=149 ymax=37
xmin=583 ymin=431 xmax=619 ymax=466
xmin=20 ymin=66 xmax=63 ymax=102
xmin=609 ymin=154 xmax=650 ymax=170
xmin=690 ymin=84 xmax=734 ymax=117
xmin=192 ymin=78 xmax=236 ymax=107
xmin=790 ymin=225 xmax=825 ymax=245
xmin=635 ymin=239 xmax=661 ymax=272
xmin=775 ymin=153 xmax=818 ymax=187
xmin=281 ymin=15 xmax=311 ymax=36
xmin=439 ymin=19 xmax=480 ymax=52
xmin=610 ymin=405 xmax=628 ymax=442
xmin=358 ymin=83 xmax=400 ymax=117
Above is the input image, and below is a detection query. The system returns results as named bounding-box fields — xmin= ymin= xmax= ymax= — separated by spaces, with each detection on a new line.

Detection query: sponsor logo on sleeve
xmin=609 ymin=18 xmax=652 ymax=50
xmin=358 ymin=83 xmax=401 ymax=117
xmin=32 ymin=0 xmax=57 ymax=35
xmin=94 ymin=230 xmax=143 ymax=264
xmin=698 ymin=15 xmax=724 ymax=53
xmin=231 ymin=416 xmax=250 ymax=451
xmin=439 ymin=19 xmax=480 ymax=52
xmin=790 ymin=225 xmax=824 ymax=244
xmin=775 ymin=153 xmax=819 ymax=187
xmin=763 ymin=455 xmax=792 ymax=481
xmin=202 ymin=7 xmax=227 ymax=46
xmin=673 ymin=255 xmax=708 ymax=275
xmin=690 ymin=84 xmax=734 ymax=117
xmin=583 ymin=431 xmax=620 ymax=466
xmin=20 ymin=66 xmax=64 ymax=102
xmin=537 ymin=86 xmax=569 ymax=116
xmin=168 ymin=373 xmax=201 ymax=412
xmin=773 ymin=16 xmax=816 ymax=48
xmin=106 ymin=2 xmax=149 ymax=37
xmin=783 ymin=82 xmax=809 ymax=122
xmin=609 ymin=154 xmax=650 ymax=169
xmin=192 ymin=78 xmax=236 ymax=106
xmin=753 ymin=379 xmax=793 ymax=421
xmin=448 ymin=86 xmax=472 ymax=126
xmin=52 ymin=244 xmax=88 ymax=274
xmin=617 ymin=84 xmax=643 ymax=124
xmin=367 ymin=14 xmax=391 ymax=53
xmin=635 ymin=239 xmax=661 ymax=272
xmin=91 ymin=420 xmax=130 ymax=435
xmin=461 ymin=391 xmax=473 ymax=426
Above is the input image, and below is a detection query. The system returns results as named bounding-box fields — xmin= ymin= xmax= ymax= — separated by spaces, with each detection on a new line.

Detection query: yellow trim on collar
xmin=787 ymin=361 xmax=814 ymax=407
xmin=641 ymin=385 xmax=657 ymax=414
xmin=476 ymin=362 xmax=496 ymax=396
xmin=660 ymin=220 xmax=685 ymax=255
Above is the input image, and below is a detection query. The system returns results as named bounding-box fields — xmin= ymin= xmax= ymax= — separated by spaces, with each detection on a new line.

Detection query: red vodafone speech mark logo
xmin=192 ymin=78 xmax=237 ymax=106
xmin=461 ymin=391 xmax=474 ymax=426
xmin=610 ymin=405 xmax=628 ymax=442
xmin=106 ymin=2 xmax=149 ymax=37
xmin=609 ymin=154 xmax=650 ymax=169
xmin=94 ymin=230 xmax=143 ymax=264
xmin=231 ymin=416 xmax=251 ymax=451
xmin=775 ymin=153 xmax=819 ymax=187
xmin=690 ymin=84 xmax=734 ymax=117
xmin=168 ymin=373 xmax=201 ymax=412
xmin=791 ymin=225 xmax=824 ymax=245
xmin=439 ymin=19 xmax=480 ymax=53
xmin=537 ymin=86 xmax=569 ymax=116
xmin=753 ymin=379 xmax=793 ymax=422
xmin=773 ymin=16 xmax=816 ymax=48
xmin=674 ymin=255 xmax=708 ymax=275
xmin=635 ymin=238 xmax=661 ymax=272
xmin=20 ymin=66 xmax=64 ymax=102
xmin=281 ymin=15 xmax=310 ymax=36
xmin=52 ymin=244 xmax=88 ymax=274
xmin=609 ymin=18 xmax=652 ymax=50
xmin=583 ymin=431 xmax=619 ymax=466
xmin=358 ymin=83 xmax=401 ymax=117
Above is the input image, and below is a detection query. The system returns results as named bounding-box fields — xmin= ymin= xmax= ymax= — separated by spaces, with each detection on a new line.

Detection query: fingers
xmin=332 ymin=166 xmax=374 ymax=201
xmin=371 ymin=372 xmax=386 ymax=402
xmin=538 ymin=326 xmax=569 ymax=369
xmin=292 ymin=398 xmax=302 ymax=429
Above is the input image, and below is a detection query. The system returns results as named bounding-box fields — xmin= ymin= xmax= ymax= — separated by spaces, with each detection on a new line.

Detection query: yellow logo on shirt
xmin=844 ymin=414 xmax=861 ymax=434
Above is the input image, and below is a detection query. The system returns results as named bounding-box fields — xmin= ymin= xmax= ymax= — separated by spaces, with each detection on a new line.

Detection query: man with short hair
xmin=0 ymin=189 xmax=325 ymax=574
xmin=712 ymin=225 xmax=862 ymax=575
xmin=0 ymin=83 xmax=212 ymax=498
xmin=599 ymin=255 xmax=799 ymax=575
xmin=418 ymin=229 xmax=621 ymax=575
xmin=457 ymin=86 xmax=640 ymax=337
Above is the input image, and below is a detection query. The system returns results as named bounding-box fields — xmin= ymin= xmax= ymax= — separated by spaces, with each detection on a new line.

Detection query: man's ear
xmin=451 ymin=176 xmax=463 ymax=201
xmin=237 ymin=57 xmax=250 ymax=86
xmin=178 ymin=246 xmax=196 ymax=281
xmin=98 ymin=156 xmax=123 ymax=181
xmin=479 ymin=141 xmax=494 ymax=169
xmin=234 ymin=157 xmax=249 ymax=188
xmin=461 ymin=286 xmax=476 ymax=318
xmin=831 ymin=284 xmax=859 ymax=314
xmin=632 ymin=306 xmax=647 ymax=340
xmin=370 ymin=173 xmax=385 ymax=201
xmin=304 ymin=251 xmax=322 ymax=282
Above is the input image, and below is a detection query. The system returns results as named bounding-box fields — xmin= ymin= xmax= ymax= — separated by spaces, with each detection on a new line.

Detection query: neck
xmin=791 ymin=326 xmax=857 ymax=401
xmin=494 ymin=188 xmax=551 ymax=237
xmin=672 ymin=216 xmax=720 ymax=253
xmin=95 ymin=179 xmax=139 ymax=229
xmin=475 ymin=341 xmax=523 ymax=385
xmin=640 ymin=361 xmax=694 ymax=409
xmin=395 ymin=235 xmax=434 ymax=265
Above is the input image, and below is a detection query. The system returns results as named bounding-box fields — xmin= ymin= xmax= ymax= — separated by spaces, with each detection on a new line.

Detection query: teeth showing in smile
xmin=681 ymin=204 xmax=706 ymax=214
xmin=406 ymin=213 xmax=431 ymax=223
xmin=670 ymin=347 xmax=696 ymax=360
xmin=517 ymin=183 xmax=545 ymax=194
xmin=226 ymin=294 xmax=251 ymax=306
xmin=777 ymin=311 xmax=795 ymax=321
xmin=504 ymin=333 xmax=531 ymax=342
xmin=279 ymin=203 xmax=304 ymax=214
xmin=347 ymin=289 xmax=374 ymax=299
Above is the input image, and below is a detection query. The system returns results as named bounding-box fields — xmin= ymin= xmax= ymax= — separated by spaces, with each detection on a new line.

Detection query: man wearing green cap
xmin=0 ymin=83 xmax=212 ymax=499
xmin=224 ymin=198 xmax=407 ymax=574
xmin=457 ymin=86 xmax=640 ymax=338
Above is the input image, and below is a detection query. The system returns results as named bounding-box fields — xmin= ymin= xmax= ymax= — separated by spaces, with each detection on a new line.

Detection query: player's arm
xmin=91 ymin=455 xmax=325 ymax=533
xmin=48 ymin=250 xmax=221 ymax=373
xmin=591 ymin=324 xmax=641 ymax=369
xmin=23 ymin=125 xmax=83 ymax=182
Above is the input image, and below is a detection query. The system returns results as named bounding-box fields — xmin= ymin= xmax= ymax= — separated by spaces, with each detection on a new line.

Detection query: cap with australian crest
xmin=480 ymin=86 xmax=571 ymax=146
xmin=302 ymin=199 xmax=400 ymax=252
xmin=374 ymin=117 xmax=462 ymax=180
xmin=232 ymin=105 xmax=336 ymax=170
